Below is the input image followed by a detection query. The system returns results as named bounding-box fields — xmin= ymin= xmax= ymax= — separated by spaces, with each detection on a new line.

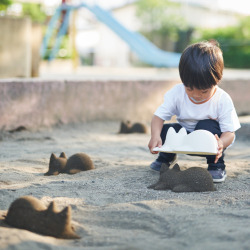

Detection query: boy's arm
xmin=148 ymin=115 xmax=164 ymax=154
xmin=215 ymin=131 xmax=235 ymax=163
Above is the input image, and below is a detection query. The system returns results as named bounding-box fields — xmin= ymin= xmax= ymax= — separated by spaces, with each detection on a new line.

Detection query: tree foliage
xmin=136 ymin=0 xmax=187 ymax=36
xmin=135 ymin=0 xmax=190 ymax=51
xmin=195 ymin=16 xmax=250 ymax=68
xmin=0 ymin=0 xmax=12 ymax=11
xmin=21 ymin=2 xmax=47 ymax=23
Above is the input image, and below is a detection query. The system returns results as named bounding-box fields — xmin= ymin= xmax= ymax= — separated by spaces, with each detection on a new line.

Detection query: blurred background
xmin=0 ymin=0 xmax=250 ymax=78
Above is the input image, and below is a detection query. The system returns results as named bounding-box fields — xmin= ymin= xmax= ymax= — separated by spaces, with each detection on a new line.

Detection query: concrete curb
xmin=0 ymin=78 xmax=249 ymax=130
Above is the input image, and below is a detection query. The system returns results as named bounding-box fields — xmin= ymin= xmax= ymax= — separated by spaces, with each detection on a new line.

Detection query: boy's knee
xmin=195 ymin=119 xmax=221 ymax=135
xmin=195 ymin=119 xmax=217 ymax=129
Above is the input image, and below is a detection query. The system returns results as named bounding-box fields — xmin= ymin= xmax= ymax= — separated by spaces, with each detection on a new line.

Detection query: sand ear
xmin=60 ymin=152 xmax=67 ymax=159
xmin=47 ymin=201 xmax=57 ymax=212
xmin=60 ymin=206 xmax=71 ymax=219
xmin=172 ymin=163 xmax=180 ymax=171
xmin=50 ymin=153 xmax=57 ymax=161
xmin=160 ymin=163 xmax=170 ymax=173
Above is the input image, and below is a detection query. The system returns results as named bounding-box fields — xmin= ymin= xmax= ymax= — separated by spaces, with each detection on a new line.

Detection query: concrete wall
xmin=0 ymin=17 xmax=31 ymax=78
xmin=219 ymin=80 xmax=250 ymax=116
xmin=0 ymin=17 xmax=42 ymax=78
xmin=0 ymin=79 xmax=248 ymax=131
xmin=31 ymin=23 xmax=43 ymax=77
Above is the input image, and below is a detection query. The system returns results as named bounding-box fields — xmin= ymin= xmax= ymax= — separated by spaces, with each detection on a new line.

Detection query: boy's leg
xmin=194 ymin=119 xmax=227 ymax=182
xmin=150 ymin=123 xmax=183 ymax=171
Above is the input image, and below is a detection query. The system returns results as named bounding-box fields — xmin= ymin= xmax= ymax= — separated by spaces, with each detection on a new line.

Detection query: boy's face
xmin=184 ymin=86 xmax=216 ymax=104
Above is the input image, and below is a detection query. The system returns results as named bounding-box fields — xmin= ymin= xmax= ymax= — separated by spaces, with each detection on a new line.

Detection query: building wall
xmin=94 ymin=24 xmax=132 ymax=67
xmin=179 ymin=4 xmax=239 ymax=28
xmin=93 ymin=4 xmax=142 ymax=67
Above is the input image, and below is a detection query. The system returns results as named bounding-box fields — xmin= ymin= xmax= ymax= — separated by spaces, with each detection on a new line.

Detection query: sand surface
xmin=0 ymin=121 xmax=249 ymax=250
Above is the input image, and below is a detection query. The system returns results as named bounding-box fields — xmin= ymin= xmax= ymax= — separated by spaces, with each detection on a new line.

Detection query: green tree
xmin=136 ymin=0 xmax=191 ymax=52
xmin=21 ymin=2 xmax=46 ymax=23
xmin=0 ymin=0 xmax=12 ymax=11
xmin=195 ymin=16 xmax=250 ymax=68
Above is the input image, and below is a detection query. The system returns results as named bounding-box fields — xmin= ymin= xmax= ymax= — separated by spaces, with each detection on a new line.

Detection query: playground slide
xmin=41 ymin=3 xmax=181 ymax=67
xmin=84 ymin=4 xmax=181 ymax=67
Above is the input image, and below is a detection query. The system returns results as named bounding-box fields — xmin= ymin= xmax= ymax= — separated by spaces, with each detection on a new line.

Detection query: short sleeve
xmin=218 ymin=93 xmax=241 ymax=132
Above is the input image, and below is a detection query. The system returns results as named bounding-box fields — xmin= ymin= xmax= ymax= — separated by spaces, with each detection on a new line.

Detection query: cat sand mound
xmin=5 ymin=196 xmax=80 ymax=239
xmin=148 ymin=159 xmax=215 ymax=192
xmin=45 ymin=152 xmax=95 ymax=175
xmin=118 ymin=121 xmax=147 ymax=134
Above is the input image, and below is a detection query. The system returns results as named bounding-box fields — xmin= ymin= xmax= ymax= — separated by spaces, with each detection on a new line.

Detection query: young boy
xmin=148 ymin=41 xmax=241 ymax=183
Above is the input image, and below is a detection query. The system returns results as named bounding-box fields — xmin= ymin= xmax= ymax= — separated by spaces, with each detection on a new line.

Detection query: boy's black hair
xmin=179 ymin=41 xmax=224 ymax=90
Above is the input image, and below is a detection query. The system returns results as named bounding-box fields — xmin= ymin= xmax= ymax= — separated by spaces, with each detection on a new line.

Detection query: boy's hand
xmin=214 ymin=134 xmax=223 ymax=163
xmin=148 ymin=136 xmax=162 ymax=154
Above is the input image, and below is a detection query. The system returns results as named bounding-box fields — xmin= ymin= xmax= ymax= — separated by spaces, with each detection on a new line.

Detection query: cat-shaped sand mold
xmin=153 ymin=127 xmax=218 ymax=155
xmin=119 ymin=121 xmax=147 ymax=134
xmin=5 ymin=196 xmax=80 ymax=239
xmin=148 ymin=159 xmax=215 ymax=192
xmin=45 ymin=152 xmax=94 ymax=176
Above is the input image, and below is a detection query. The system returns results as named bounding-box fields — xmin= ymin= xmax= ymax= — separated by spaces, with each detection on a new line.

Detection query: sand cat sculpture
xmin=119 ymin=121 xmax=147 ymax=134
xmin=148 ymin=160 xmax=215 ymax=192
xmin=8 ymin=125 xmax=27 ymax=133
xmin=45 ymin=152 xmax=94 ymax=176
xmin=5 ymin=196 xmax=80 ymax=239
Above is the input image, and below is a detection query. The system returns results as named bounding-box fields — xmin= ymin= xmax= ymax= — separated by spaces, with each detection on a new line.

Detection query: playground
xmin=0 ymin=1 xmax=250 ymax=250
xmin=0 ymin=66 xmax=249 ymax=249
xmin=41 ymin=3 xmax=181 ymax=67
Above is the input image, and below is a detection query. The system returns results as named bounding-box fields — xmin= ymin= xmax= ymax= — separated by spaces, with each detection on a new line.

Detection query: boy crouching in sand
xmin=148 ymin=41 xmax=241 ymax=183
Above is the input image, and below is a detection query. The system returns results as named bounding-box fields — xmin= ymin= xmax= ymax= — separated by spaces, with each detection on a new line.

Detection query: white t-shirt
xmin=154 ymin=83 xmax=241 ymax=132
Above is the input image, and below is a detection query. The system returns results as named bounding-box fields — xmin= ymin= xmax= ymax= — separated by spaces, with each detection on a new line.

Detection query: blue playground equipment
xmin=41 ymin=3 xmax=181 ymax=67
